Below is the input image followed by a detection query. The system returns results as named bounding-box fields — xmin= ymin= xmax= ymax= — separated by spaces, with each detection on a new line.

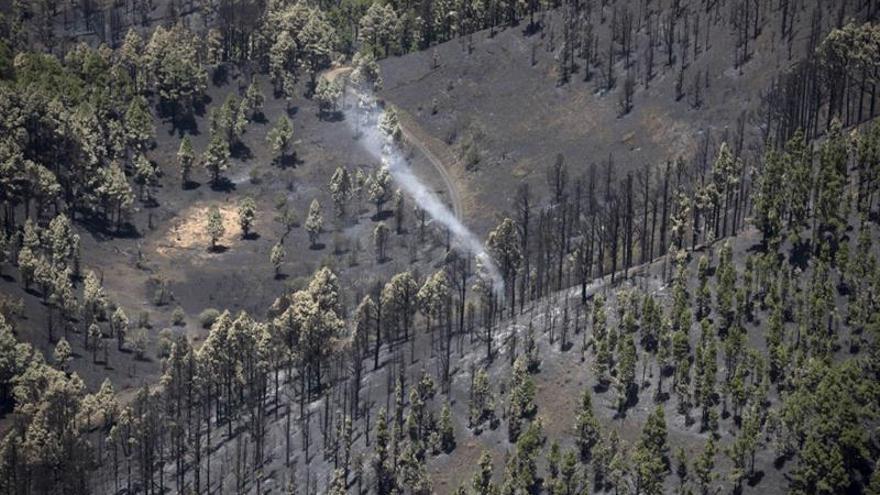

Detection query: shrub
xmin=157 ymin=328 xmax=174 ymax=358
xmin=199 ymin=308 xmax=220 ymax=329
xmin=129 ymin=328 xmax=148 ymax=360
xmin=171 ymin=306 xmax=186 ymax=326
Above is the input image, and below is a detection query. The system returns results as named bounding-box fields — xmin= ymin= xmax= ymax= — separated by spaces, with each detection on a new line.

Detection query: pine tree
xmin=374 ymin=408 xmax=394 ymax=494
xmin=268 ymin=115 xmax=294 ymax=164
xmin=329 ymin=167 xmax=352 ymax=219
xmin=574 ymin=386 xmax=600 ymax=463
xmin=615 ymin=333 xmax=637 ymax=412
xmin=133 ymin=154 xmax=157 ymax=203
xmin=469 ymin=367 xmax=495 ymax=429
xmin=547 ymin=441 xmax=562 ymax=488
xmin=203 ymin=131 xmax=230 ymax=185
xmin=372 ymin=222 xmax=390 ymax=262
xmin=814 ymin=119 xmax=849 ymax=253
xmin=486 ymin=218 xmax=522 ymax=313
xmin=53 ymin=337 xmax=71 ymax=371
xmin=438 ymin=401 xmax=455 ymax=453
xmin=177 ymin=136 xmax=195 ymax=187
xmin=507 ymin=355 xmax=536 ymax=441
xmin=675 ymin=446 xmax=689 ymax=491
xmin=206 ymin=206 xmax=225 ymax=251
xmin=270 ymin=242 xmax=286 ymax=278
xmin=314 ymin=76 xmax=342 ymax=118
xmin=237 ymin=196 xmax=256 ymax=238
xmin=501 ymin=419 xmax=544 ymax=494
xmin=124 ymin=96 xmax=154 ymax=152
xmin=472 ymin=450 xmax=496 ymax=495
xmin=304 ymin=199 xmax=323 ymax=247
xmin=368 ymin=168 xmax=392 ymax=215
xmin=694 ymin=437 xmax=717 ymax=495
xmin=641 ymin=405 xmax=670 ymax=466
xmin=243 ymin=81 xmax=265 ymax=120
xmin=715 ymin=241 xmax=737 ymax=332
xmin=558 ymin=449 xmax=580 ymax=495
xmin=88 ymin=322 xmax=102 ymax=362
xmin=379 ymin=105 xmax=402 ymax=141
xmin=98 ymin=161 xmax=134 ymax=230
xmin=111 ymin=307 xmax=129 ymax=350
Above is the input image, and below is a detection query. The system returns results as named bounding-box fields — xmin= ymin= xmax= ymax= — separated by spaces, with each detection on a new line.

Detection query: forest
xmin=0 ymin=0 xmax=880 ymax=494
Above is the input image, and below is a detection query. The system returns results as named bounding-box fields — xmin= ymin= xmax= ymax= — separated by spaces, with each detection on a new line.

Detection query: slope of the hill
xmin=379 ymin=2 xmax=823 ymax=235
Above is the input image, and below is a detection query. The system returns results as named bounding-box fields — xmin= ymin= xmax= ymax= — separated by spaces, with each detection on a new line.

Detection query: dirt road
xmin=395 ymin=110 xmax=464 ymax=220
xmin=323 ymin=65 xmax=464 ymax=220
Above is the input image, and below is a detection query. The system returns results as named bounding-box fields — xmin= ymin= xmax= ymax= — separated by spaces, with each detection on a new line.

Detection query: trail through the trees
xmin=325 ymin=65 xmax=465 ymax=220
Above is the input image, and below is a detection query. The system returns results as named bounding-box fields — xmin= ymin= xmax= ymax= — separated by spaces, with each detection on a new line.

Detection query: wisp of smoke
xmin=343 ymin=89 xmax=505 ymax=296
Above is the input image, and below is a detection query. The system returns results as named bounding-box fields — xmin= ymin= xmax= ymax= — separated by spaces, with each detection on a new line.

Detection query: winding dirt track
xmin=395 ymin=111 xmax=464 ymax=220
xmin=323 ymin=66 xmax=464 ymax=220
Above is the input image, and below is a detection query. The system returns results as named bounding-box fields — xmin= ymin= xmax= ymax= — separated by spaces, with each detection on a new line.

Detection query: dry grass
xmin=155 ymin=202 xmax=242 ymax=256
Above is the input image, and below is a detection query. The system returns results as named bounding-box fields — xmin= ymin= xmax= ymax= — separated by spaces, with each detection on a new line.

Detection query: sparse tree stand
xmin=206 ymin=206 xmax=225 ymax=251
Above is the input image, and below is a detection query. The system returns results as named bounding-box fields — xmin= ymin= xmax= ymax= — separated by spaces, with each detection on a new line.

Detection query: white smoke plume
xmin=343 ymin=89 xmax=505 ymax=295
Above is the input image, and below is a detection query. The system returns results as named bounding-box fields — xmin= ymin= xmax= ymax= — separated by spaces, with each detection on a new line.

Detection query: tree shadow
xmin=788 ymin=238 xmax=812 ymax=270
xmin=183 ymin=180 xmax=202 ymax=191
xmin=371 ymin=210 xmax=393 ymax=222
xmin=773 ymin=454 xmax=791 ymax=470
xmin=231 ymin=141 xmax=253 ymax=160
xmin=170 ymin=113 xmax=199 ymax=137
xmin=243 ymin=232 xmax=260 ymax=241
xmin=522 ymin=21 xmax=542 ymax=37
xmin=210 ymin=177 xmax=236 ymax=192
xmin=212 ymin=65 xmax=229 ymax=87
xmin=321 ymin=110 xmax=345 ymax=122
xmin=208 ymin=245 xmax=229 ymax=254
xmin=747 ymin=471 xmax=765 ymax=486
xmin=194 ymin=95 xmax=210 ymax=116
xmin=77 ymin=213 xmax=141 ymax=241
xmin=274 ymin=273 xmax=288 ymax=281
xmin=278 ymin=154 xmax=301 ymax=169
xmin=252 ymin=112 xmax=268 ymax=124
xmin=309 ymin=243 xmax=326 ymax=251
xmin=0 ymin=274 xmax=15 ymax=283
